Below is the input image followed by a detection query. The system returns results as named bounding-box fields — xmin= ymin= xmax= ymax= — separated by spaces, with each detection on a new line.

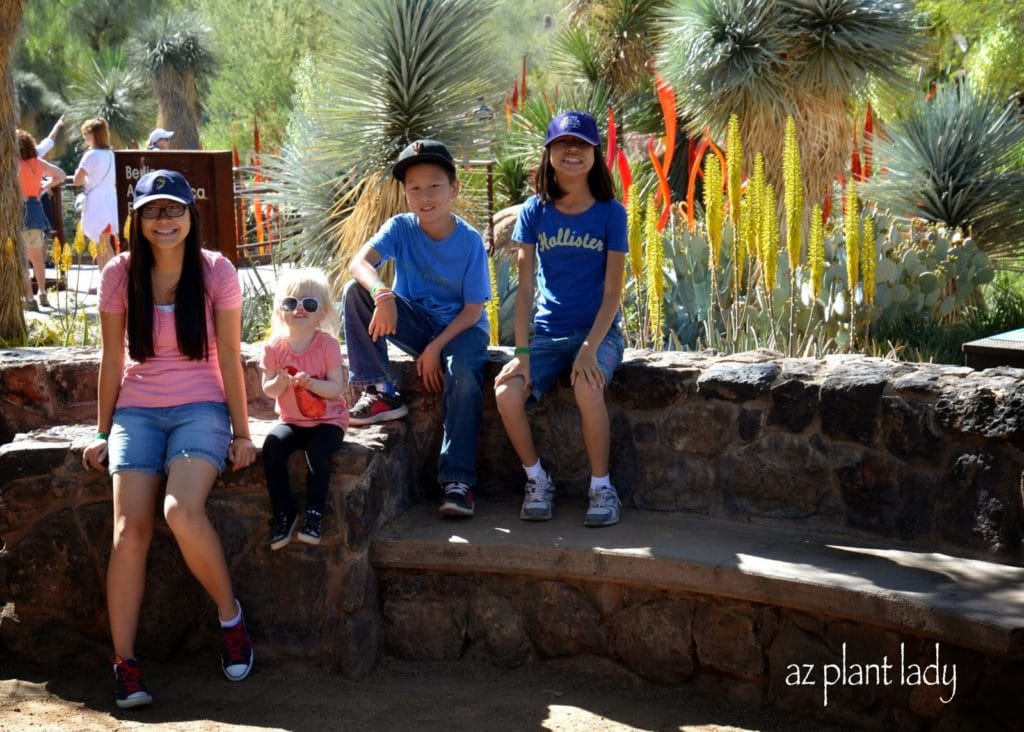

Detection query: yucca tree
xmin=261 ymin=0 xmax=502 ymax=282
xmin=1 ymin=0 xmax=27 ymax=342
xmin=65 ymin=49 xmax=153 ymax=148
xmin=133 ymin=13 xmax=216 ymax=149
xmin=861 ymin=82 xmax=1024 ymax=266
xmin=658 ymin=0 xmax=926 ymax=206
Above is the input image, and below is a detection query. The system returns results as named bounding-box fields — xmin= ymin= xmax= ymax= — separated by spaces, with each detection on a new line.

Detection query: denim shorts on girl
xmin=527 ymin=326 xmax=625 ymax=406
xmin=108 ymin=401 xmax=232 ymax=476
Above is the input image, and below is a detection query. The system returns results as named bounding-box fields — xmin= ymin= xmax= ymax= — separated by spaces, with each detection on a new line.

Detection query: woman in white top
xmin=73 ymin=117 xmax=118 ymax=270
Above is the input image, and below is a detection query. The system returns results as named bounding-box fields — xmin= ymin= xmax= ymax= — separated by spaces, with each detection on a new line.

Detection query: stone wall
xmin=1 ymin=345 xmax=1023 ymax=676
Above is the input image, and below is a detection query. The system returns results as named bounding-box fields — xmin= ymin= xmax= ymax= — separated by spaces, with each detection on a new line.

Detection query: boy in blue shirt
xmin=342 ymin=140 xmax=491 ymax=518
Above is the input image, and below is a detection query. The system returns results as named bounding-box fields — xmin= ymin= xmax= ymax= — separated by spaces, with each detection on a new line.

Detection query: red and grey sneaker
xmin=348 ymin=386 xmax=409 ymax=426
xmin=439 ymin=482 xmax=475 ymax=518
xmin=113 ymin=655 xmax=153 ymax=709
xmin=221 ymin=603 xmax=254 ymax=681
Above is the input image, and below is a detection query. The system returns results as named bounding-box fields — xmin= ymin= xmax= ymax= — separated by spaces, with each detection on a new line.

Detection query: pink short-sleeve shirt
xmin=260 ymin=330 xmax=349 ymax=430
xmin=99 ymin=250 xmax=243 ymax=409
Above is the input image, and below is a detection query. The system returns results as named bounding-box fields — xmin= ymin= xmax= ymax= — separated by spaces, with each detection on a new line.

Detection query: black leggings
xmin=262 ymin=422 xmax=344 ymax=517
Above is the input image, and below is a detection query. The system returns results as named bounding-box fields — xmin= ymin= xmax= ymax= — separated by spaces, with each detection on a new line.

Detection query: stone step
xmin=372 ymin=500 xmax=1024 ymax=660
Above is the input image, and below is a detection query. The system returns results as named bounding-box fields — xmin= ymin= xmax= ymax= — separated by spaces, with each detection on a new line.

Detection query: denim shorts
xmin=528 ymin=326 xmax=625 ymax=405
xmin=108 ymin=401 xmax=232 ymax=476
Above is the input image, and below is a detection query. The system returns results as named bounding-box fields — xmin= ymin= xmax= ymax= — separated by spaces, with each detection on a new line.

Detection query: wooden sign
xmin=114 ymin=150 xmax=237 ymax=263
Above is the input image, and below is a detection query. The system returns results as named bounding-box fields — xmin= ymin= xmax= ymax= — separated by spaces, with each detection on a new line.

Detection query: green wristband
xmin=95 ymin=431 xmax=109 ymax=441
xmin=514 ymin=346 xmax=531 ymax=355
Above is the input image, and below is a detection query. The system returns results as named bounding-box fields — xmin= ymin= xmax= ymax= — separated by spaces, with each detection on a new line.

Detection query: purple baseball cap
xmin=544 ymin=111 xmax=601 ymax=147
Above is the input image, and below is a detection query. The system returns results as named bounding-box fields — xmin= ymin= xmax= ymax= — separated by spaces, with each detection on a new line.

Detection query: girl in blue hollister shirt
xmin=494 ymin=110 xmax=628 ymax=528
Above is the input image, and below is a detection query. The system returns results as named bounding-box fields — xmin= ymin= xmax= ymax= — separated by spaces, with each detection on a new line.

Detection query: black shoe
xmin=269 ymin=512 xmax=297 ymax=550
xmin=348 ymin=386 xmax=409 ymax=426
xmin=298 ymin=508 xmax=323 ymax=545
xmin=439 ymin=482 xmax=475 ymax=518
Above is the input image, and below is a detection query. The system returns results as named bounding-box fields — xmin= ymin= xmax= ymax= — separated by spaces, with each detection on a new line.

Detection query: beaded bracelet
xmin=373 ymin=289 xmax=395 ymax=303
xmin=514 ymin=346 xmax=531 ymax=355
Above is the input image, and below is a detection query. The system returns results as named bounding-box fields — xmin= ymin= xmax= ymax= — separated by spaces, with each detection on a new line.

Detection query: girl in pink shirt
xmin=82 ymin=169 xmax=257 ymax=709
xmin=260 ymin=268 xmax=348 ymax=549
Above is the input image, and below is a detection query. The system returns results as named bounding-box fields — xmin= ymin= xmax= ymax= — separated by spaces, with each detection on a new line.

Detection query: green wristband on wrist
xmin=514 ymin=346 xmax=531 ymax=355
xmin=95 ymin=431 xmax=109 ymax=441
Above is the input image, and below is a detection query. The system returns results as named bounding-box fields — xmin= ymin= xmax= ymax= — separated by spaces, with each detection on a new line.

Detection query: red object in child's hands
xmin=285 ymin=366 xmax=327 ymax=419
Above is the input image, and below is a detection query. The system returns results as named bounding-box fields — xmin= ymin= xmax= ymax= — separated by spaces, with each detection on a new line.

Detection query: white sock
xmin=590 ymin=475 xmax=612 ymax=491
xmin=219 ymin=599 xmax=242 ymax=628
xmin=524 ymin=460 xmax=545 ymax=481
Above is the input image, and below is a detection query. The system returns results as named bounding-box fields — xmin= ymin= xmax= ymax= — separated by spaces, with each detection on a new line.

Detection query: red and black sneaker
xmin=221 ymin=604 xmax=254 ymax=681
xmin=439 ymin=482 xmax=475 ymax=518
xmin=348 ymin=386 xmax=409 ymax=426
xmin=113 ymin=655 xmax=153 ymax=709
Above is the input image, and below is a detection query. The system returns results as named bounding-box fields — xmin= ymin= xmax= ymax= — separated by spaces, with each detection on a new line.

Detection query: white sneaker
xmin=520 ymin=473 xmax=555 ymax=521
xmin=585 ymin=484 xmax=621 ymax=527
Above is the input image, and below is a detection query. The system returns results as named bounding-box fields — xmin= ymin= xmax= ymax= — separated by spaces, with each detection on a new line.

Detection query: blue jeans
xmin=342 ymin=280 xmax=488 ymax=486
xmin=108 ymin=401 xmax=232 ymax=476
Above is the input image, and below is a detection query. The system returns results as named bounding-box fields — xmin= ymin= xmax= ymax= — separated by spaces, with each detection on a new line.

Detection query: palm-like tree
xmin=1 ymin=0 xmax=27 ymax=342
xmin=133 ymin=13 xmax=216 ymax=149
xmin=862 ymin=82 xmax=1024 ymax=265
xmin=66 ymin=49 xmax=153 ymax=148
xmin=261 ymin=0 xmax=503 ymax=282
xmin=658 ymin=0 xmax=926 ymax=206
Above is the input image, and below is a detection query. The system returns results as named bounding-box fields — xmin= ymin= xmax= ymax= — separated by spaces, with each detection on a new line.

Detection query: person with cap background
xmin=494 ymin=110 xmax=628 ymax=528
xmin=342 ymin=140 xmax=491 ymax=519
xmin=82 ymin=168 xmax=257 ymax=709
xmin=146 ymin=128 xmax=174 ymax=150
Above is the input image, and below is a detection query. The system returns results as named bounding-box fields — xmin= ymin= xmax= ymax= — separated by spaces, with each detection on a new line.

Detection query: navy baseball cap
xmin=132 ymin=169 xmax=195 ymax=210
xmin=392 ymin=140 xmax=456 ymax=182
xmin=544 ymin=111 xmax=601 ymax=147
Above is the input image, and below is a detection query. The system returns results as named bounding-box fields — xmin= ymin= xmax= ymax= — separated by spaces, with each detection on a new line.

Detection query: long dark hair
xmin=126 ymin=205 xmax=209 ymax=362
xmin=534 ymin=142 xmax=616 ymax=204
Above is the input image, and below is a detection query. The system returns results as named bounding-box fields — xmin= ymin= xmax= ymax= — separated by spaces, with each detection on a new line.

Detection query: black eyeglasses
xmin=280 ymin=296 xmax=320 ymax=313
xmin=139 ymin=203 xmax=188 ymax=220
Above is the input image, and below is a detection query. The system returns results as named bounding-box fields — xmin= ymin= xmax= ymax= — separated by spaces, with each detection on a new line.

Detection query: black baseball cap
xmin=392 ymin=140 xmax=456 ymax=182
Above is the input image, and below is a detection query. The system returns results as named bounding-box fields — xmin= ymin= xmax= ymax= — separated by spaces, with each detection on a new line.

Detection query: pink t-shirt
xmin=99 ymin=250 xmax=243 ymax=409
xmin=260 ymin=330 xmax=349 ymax=430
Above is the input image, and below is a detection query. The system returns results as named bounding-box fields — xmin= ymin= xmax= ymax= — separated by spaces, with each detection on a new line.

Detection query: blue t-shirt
xmin=369 ymin=213 xmax=491 ymax=334
xmin=512 ymin=195 xmax=628 ymax=336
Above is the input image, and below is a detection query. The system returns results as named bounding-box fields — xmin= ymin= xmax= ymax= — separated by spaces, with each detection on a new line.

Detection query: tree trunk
xmin=0 ymin=0 xmax=28 ymax=343
xmin=154 ymin=68 xmax=202 ymax=149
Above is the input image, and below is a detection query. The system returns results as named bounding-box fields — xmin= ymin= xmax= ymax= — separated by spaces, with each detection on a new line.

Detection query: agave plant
xmin=860 ymin=81 xmax=1024 ymax=265
xmin=132 ymin=13 xmax=216 ymax=149
xmin=261 ymin=0 xmax=502 ymax=281
xmin=658 ymin=0 xmax=926 ymax=206
xmin=66 ymin=48 xmax=153 ymax=148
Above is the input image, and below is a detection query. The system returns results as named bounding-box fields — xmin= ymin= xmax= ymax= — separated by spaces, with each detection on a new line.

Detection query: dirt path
xmin=1 ymin=653 xmax=826 ymax=731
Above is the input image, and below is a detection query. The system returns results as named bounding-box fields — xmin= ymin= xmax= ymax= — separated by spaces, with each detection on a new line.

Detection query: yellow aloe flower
xmin=703 ymin=153 xmax=724 ymax=270
xmin=760 ymin=183 xmax=779 ymax=294
xmin=486 ymin=257 xmax=500 ymax=347
xmin=726 ymin=113 xmax=742 ymax=233
xmin=89 ymin=240 xmax=99 ymax=260
xmin=123 ymin=214 xmax=132 ymax=243
xmin=783 ymin=116 xmax=803 ymax=274
xmin=626 ymin=188 xmax=643 ymax=284
xmin=809 ymin=205 xmax=825 ymax=300
xmin=748 ymin=154 xmax=767 ymax=261
xmin=735 ymin=195 xmax=750 ymax=287
xmin=844 ymin=181 xmax=860 ymax=294
xmin=73 ymin=221 xmax=86 ymax=254
xmin=861 ymin=214 xmax=876 ymax=306
xmin=61 ymin=241 xmax=73 ymax=272
xmin=645 ymin=200 xmax=665 ymax=342
xmin=51 ymin=237 xmax=63 ymax=272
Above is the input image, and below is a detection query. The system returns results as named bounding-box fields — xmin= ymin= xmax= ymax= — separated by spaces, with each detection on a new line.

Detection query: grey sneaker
xmin=584 ymin=484 xmax=621 ymax=527
xmin=520 ymin=473 xmax=555 ymax=521
xmin=23 ymin=298 xmax=38 ymax=312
